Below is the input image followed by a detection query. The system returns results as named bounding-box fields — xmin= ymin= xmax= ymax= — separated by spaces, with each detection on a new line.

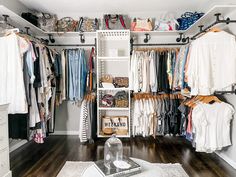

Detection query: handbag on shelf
xmin=102 ymin=117 xmax=113 ymax=135
xmin=114 ymin=91 xmax=129 ymax=107
xmin=177 ymin=12 xmax=204 ymax=30
xmin=102 ymin=116 xmax=128 ymax=135
xmin=103 ymin=14 xmax=128 ymax=30
xmin=21 ymin=12 xmax=39 ymax=27
xmin=113 ymin=77 xmax=129 ymax=88
xmin=101 ymin=75 xmax=113 ymax=83
xmin=77 ymin=17 xmax=99 ymax=32
xmin=101 ymin=94 xmax=115 ymax=107
xmin=154 ymin=14 xmax=179 ymax=31
xmin=36 ymin=12 xmax=57 ymax=32
xmin=131 ymin=18 xmax=153 ymax=31
xmin=113 ymin=116 xmax=128 ymax=135
xmin=56 ymin=17 xmax=78 ymax=32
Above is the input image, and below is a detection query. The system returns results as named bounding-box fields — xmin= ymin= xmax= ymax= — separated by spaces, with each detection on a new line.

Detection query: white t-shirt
xmin=192 ymin=102 xmax=234 ymax=153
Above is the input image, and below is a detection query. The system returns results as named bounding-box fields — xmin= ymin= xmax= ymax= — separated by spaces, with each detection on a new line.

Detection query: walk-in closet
xmin=1 ymin=0 xmax=236 ymax=177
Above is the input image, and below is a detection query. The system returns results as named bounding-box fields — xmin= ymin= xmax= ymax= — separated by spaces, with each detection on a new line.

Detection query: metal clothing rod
xmin=132 ymin=43 xmax=186 ymax=46
xmin=190 ymin=20 xmax=236 ymax=40
xmin=214 ymin=90 xmax=236 ymax=95
xmin=47 ymin=44 xmax=96 ymax=47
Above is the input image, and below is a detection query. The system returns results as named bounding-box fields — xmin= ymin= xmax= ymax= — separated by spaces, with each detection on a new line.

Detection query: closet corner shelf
xmin=98 ymin=107 xmax=129 ymax=111
xmin=98 ymin=88 xmax=130 ymax=91
xmin=0 ymin=5 xmax=45 ymax=36
xmin=184 ymin=4 xmax=236 ymax=35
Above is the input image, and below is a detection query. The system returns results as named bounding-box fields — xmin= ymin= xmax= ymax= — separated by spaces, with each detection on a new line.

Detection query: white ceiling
xmin=18 ymin=0 xmax=236 ymax=18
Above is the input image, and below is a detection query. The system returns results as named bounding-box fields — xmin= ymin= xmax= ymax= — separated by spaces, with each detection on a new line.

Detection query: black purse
xmin=21 ymin=13 xmax=38 ymax=27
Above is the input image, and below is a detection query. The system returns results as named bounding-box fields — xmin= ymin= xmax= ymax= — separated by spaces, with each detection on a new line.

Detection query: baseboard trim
xmin=9 ymin=139 xmax=28 ymax=153
xmin=215 ymin=152 xmax=236 ymax=169
xmin=52 ymin=131 xmax=79 ymax=135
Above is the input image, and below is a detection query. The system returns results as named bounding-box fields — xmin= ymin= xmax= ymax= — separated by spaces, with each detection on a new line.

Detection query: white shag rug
xmin=57 ymin=158 xmax=189 ymax=177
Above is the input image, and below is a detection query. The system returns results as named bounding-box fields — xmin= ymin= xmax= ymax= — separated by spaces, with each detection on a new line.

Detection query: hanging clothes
xmin=0 ymin=33 xmax=28 ymax=114
xmin=130 ymin=49 xmax=178 ymax=94
xmin=79 ymin=94 xmax=97 ymax=143
xmin=179 ymin=96 xmax=234 ymax=153
xmin=132 ymin=93 xmax=182 ymax=137
xmin=175 ymin=30 xmax=236 ymax=95
xmin=0 ymin=32 xmax=61 ymax=143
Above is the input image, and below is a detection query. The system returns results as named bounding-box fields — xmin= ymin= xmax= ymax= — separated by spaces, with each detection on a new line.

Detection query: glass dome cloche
xmin=104 ymin=134 xmax=123 ymax=169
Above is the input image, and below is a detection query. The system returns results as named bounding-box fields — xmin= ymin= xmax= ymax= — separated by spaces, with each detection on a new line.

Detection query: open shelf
xmin=184 ymin=5 xmax=236 ymax=35
xmin=98 ymin=107 xmax=129 ymax=111
xmin=98 ymin=88 xmax=130 ymax=91
xmin=97 ymin=56 xmax=130 ymax=61
xmin=0 ymin=5 xmax=45 ymax=36
xmin=2 ymin=5 xmax=236 ymax=39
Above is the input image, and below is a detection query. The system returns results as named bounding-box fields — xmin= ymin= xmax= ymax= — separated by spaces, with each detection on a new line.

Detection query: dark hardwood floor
xmin=10 ymin=135 xmax=236 ymax=177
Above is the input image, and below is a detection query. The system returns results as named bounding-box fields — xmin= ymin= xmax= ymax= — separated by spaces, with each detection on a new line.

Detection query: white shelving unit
xmin=96 ymin=30 xmax=131 ymax=138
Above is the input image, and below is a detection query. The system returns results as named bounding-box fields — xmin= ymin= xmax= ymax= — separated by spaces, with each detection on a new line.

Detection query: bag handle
xmin=78 ymin=17 xmax=84 ymax=32
xmin=104 ymin=15 xmax=110 ymax=29
xmin=119 ymin=15 xmax=127 ymax=29
xmin=181 ymin=12 xmax=194 ymax=18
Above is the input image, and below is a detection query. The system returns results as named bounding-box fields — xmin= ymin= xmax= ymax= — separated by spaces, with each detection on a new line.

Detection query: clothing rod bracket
xmin=79 ymin=33 xmax=85 ymax=43
xmin=144 ymin=33 xmax=151 ymax=43
xmin=48 ymin=34 xmax=55 ymax=43
xmin=25 ymin=27 xmax=30 ymax=35
xmin=176 ymin=33 xmax=184 ymax=42
xmin=2 ymin=14 xmax=9 ymax=23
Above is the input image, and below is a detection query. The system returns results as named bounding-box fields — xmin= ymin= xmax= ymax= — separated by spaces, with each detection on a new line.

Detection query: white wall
xmin=0 ymin=0 xmax=31 ymax=15
xmin=217 ymin=95 xmax=236 ymax=168
xmin=52 ymin=35 xmax=179 ymax=135
xmin=214 ymin=10 xmax=236 ymax=169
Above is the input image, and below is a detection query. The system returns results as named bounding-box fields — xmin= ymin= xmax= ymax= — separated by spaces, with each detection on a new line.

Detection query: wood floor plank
xmin=10 ymin=135 xmax=236 ymax=177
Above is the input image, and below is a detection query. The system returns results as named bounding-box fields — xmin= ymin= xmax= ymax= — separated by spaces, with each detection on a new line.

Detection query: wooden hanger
xmin=208 ymin=27 xmax=221 ymax=33
xmin=201 ymin=95 xmax=221 ymax=104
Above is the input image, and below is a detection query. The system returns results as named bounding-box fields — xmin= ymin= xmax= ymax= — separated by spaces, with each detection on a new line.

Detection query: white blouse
xmin=187 ymin=31 xmax=236 ymax=95
xmin=0 ymin=34 xmax=28 ymax=113
xmin=192 ymin=102 xmax=234 ymax=153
